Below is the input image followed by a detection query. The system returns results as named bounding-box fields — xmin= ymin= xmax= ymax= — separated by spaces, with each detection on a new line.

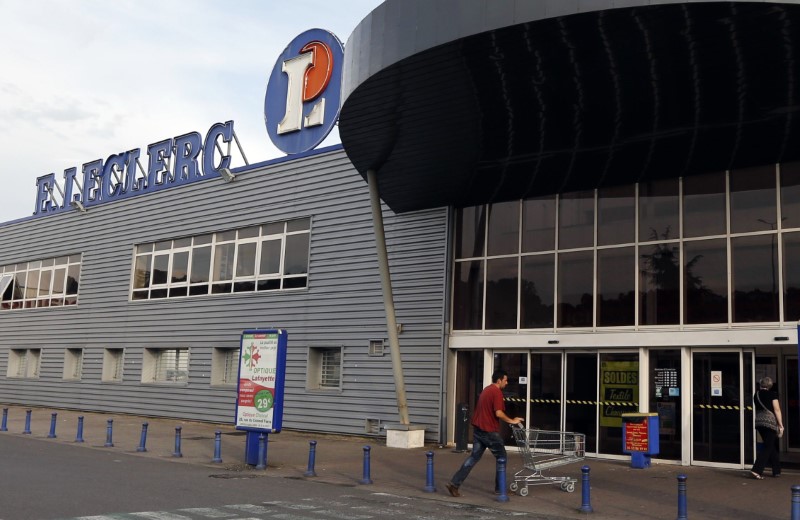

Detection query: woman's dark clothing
xmin=752 ymin=389 xmax=781 ymax=477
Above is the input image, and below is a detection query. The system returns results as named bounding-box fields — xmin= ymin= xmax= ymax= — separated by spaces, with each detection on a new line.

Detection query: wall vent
xmin=365 ymin=418 xmax=382 ymax=435
xmin=368 ymin=339 xmax=385 ymax=357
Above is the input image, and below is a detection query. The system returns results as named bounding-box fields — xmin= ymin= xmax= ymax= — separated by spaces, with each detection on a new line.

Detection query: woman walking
xmin=751 ymin=376 xmax=783 ymax=479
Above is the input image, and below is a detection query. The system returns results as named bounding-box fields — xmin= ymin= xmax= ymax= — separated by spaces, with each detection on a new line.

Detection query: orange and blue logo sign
xmin=264 ymin=29 xmax=344 ymax=155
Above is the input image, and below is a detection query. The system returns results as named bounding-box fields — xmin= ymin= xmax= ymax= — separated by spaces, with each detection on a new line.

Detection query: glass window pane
xmin=238 ymin=226 xmax=259 ymax=239
xmin=597 ymin=185 xmax=634 ymax=246
xmin=566 ymin=353 xmax=598 ymax=453
xmin=287 ymin=218 xmax=310 ymax=232
xmin=65 ymin=265 xmax=79 ymax=295
xmin=557 ymin=250 xmax=593 ymax=327
xmin=190 ymin=246 xmax=211 ymax=284
xmin=38 ymin=270 xmax=52 ymax=297
xmin=522 ymin=195 xmax=556 ymax=252
xmin=648 ymin=349 xmax=682 ymax=460
xmin=152 ymin=254 xmax=169 ymax=285
xmin=781 ymin=161 xmax=800 ymax=229
xmin=193 ymin=234 xmax=212 ymax=246
xmin=639 ymin=178 xmax=679 ymax=242
xmin=487 ymin=201 xmax=519 ymax=256
xmin=455 ymin=206 xmax=486 ymax=259
xmin=730 ymin=165 xmax=777 ymax=234
xmin=213 ymin=243 xmax=235 ymax=281
xmin=732 ymin=234 xmax=778 ymax=322
xmin=485 ymin=257 xmax=518 ymax=329
xmin=521 ymin=254 xmax=554 ymax=328
xmin=559 ymin=190 xmax=594 ymax=249
xmin=262 ymin=222 xmax=284 ymax=236
xmin=154 ymin=240 xmax=172 ymax=252
xmin=25 ymin=270 xmax=40 ymax=299
xmin=260 ymin=239 xmax=282 ymax=275
xmin=173 ymin=237 xmax=191 ymax=248
xmin=639 ymin=243 xmax=680 ymax=325
xmin=683 ymin=172 xmax=726 ymax=238
xmin=784 ymin=232 xmax=800 ymax=321
xmin=236 ymin=242 xmax=257 ymax=277
xmin=684 ymin=239 xmax=728 ymax=324
xmin=599 ymin=353 xmax=639 ymax=454
xmin=171 ymin=252 xmax=189 ymax=284
xmin=136 ymin=243 xmax=153 ymax=255
xmin=133 ymin=256 xmax=151 ymax=290
xmin=52 ymin=268 xmax=66 ymax=295
xmin=597 ymin=247 xmax=635 ymax=326
xmin=453 ymin=260 xmax=484 ymax=330
xmin=284 ymin=234 xmax=309 ymax=275
xmin=217 ymin=230 xmax=236 ymax=242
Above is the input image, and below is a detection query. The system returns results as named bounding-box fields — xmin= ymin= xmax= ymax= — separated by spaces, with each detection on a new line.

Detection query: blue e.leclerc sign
xmin=264 ymin=28 xmax=344 ymax=155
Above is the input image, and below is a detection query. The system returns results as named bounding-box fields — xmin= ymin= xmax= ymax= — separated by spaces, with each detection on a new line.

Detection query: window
xmin=142 ymin=348 xmax=189 ymax=384
xmin=63 ymin=348 xmax=83 ymax=380
xmin=7 ymin=349 xmax=41 ymax=378
xmin=102 ymin=348 xmax=124 ymax=382
xmin=212 ymin=347 xmax=240 ymax=386
xmin=0 ymin=255 xmax=81 ymax=310
xmin=131 ymin=218 xmax=311 ymax=300
xmin=307 ymin=347 xmax=342 ymax=390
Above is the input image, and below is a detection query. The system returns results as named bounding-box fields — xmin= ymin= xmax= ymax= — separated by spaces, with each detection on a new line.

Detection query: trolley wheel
xmin=509 ymin=482 xmax=519 ymax=492
xmin=519 ymin=486 xmax=529 ymax=497
xmin=565 ymin=482 xmax=575 ymax=493
xmin=559 ymin=482 xmax=569 ymax=491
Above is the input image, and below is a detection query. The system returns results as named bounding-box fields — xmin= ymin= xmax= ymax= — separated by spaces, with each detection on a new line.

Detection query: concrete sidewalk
xmin=0 ymin=405 xmax=794 ymax=519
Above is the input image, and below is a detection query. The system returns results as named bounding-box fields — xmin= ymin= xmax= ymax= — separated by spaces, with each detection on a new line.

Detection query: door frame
xmin=689 ymin=348 xmax=754 ymax=469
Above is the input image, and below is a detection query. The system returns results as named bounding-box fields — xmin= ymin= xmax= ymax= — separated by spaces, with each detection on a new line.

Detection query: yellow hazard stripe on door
xmin=504 ymin=397 xmax=638 ymax=406
xmin=695 ymin=404 xmax=753 ymax=411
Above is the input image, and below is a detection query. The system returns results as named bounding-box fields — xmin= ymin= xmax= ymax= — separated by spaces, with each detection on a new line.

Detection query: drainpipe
xmin=367 ymin=168 xmax=410 ymax=426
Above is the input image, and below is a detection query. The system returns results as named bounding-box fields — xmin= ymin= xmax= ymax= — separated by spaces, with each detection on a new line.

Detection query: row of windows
xmin=5 ymin=346 xmax=343 ymax=390
xmin=131 ymin=219 xmax=311 ymax=300
xmin=0 ymin=255 xmax=82 ymax=310
xmin=454 ymin=163 xmax=800 ymax=330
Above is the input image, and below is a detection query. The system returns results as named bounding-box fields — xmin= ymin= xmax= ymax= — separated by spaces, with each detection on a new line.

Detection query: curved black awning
xmin=340 ymin=0 xmax=800 ymax=212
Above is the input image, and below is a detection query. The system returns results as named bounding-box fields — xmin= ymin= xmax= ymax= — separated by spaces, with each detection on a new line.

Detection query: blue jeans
xmin=450 ymin=428 xmax=507 ymax=491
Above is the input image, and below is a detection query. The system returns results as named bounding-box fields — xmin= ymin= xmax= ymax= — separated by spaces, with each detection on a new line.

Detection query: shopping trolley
xmin=509 ymin=425 xmax=586 ymax=496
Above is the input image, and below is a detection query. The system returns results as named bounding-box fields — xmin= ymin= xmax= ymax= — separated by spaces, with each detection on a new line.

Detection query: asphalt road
xmin=0 ymin=435 xmax=555 ymax=520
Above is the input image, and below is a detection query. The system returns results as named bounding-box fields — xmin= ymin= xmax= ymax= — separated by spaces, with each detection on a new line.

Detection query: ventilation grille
xmin=368 ymin=339 xmax=385 ymax=357
xmin=365 ymin=418 xmax=382 ymax=435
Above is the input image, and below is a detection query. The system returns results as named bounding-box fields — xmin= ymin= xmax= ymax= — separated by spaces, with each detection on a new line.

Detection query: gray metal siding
xmin=0 ymin=148 xmax=448 ymax=439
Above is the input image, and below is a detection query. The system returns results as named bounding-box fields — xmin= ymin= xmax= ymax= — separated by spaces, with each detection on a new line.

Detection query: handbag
xmin=754 ymin=391 xmax=781 ymax=435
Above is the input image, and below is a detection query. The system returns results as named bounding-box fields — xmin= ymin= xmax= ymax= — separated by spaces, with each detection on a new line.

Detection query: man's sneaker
xmin=446 ymin=483 xmax=461 ymax=497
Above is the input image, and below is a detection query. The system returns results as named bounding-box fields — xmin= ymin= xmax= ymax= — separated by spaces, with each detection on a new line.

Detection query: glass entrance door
xmin=692 ymin=351 xmax=752 ymax=465
xmin=786 ymin=357 xmax=800 ymax=450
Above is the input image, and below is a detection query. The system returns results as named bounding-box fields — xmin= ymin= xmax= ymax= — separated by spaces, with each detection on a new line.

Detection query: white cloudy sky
xmin=0 ymin=0 xmax=383 ymax=223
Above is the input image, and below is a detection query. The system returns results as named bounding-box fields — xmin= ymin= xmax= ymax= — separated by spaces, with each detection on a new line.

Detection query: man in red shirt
xmin=446 ymin=369 xmax=524 ymax=497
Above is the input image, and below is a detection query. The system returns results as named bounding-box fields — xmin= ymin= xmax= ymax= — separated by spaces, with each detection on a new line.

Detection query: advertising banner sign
xmin=235 ymin=329 xmax=288 ymax=433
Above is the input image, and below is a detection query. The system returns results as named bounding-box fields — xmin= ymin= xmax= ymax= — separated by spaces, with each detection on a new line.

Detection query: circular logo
xmin=264 ymin=29 xmax=344 ymax=155
xmin=254 ymin=389 xmax=274 ymax=413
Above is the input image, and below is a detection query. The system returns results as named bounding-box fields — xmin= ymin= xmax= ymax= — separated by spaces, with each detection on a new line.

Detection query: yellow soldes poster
xmin=600 ymin=361 xmax=639 ymax=427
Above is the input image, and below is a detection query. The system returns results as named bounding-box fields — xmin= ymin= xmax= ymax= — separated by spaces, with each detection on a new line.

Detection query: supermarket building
xmin=4 ymin=0 xmax=800 ymax=469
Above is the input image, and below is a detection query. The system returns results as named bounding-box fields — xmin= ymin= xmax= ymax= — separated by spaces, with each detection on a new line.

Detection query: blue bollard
xmin=359 ymin=445 xmax=373 ymax=484
xmin=676 ymin=474 xmax=688 ymax=520
xmin=48 ymin=412 xmax=57 ymax=438
xmin=136 ymin=422 xmax=148 ymax=452
xmin=304 ymin=440 xmax=317 ymax=477
xmin=173 ymin=426 xmax=183 ymax=457
xmin=212 ymin=431 xmax=223 ymax=463
xmin=792 ymin=485 xmax=800 ymax=520
xmin=23 ymin=409 xmax=32 ymax=434
xmin=1 ymin=408 xmax=7 ymax=432
xmin=496 ymin=457 xmax=510 ymax=502
xmin=579 ymin=465 xmax=593 ymax=513
xmin=75 ymin=416 xmax=84 ymax=443
xmin=104 ymin=419 xmax=114 ymax=447
xmin=256 ymin=433 xmax=267 ymax=470
xmin=424 ymin=451 xmax=436 ymax=492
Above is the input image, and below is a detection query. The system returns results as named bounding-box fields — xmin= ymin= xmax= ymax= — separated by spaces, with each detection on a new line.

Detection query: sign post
xmin=235 ymin=329 xmax=288 ymax=465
